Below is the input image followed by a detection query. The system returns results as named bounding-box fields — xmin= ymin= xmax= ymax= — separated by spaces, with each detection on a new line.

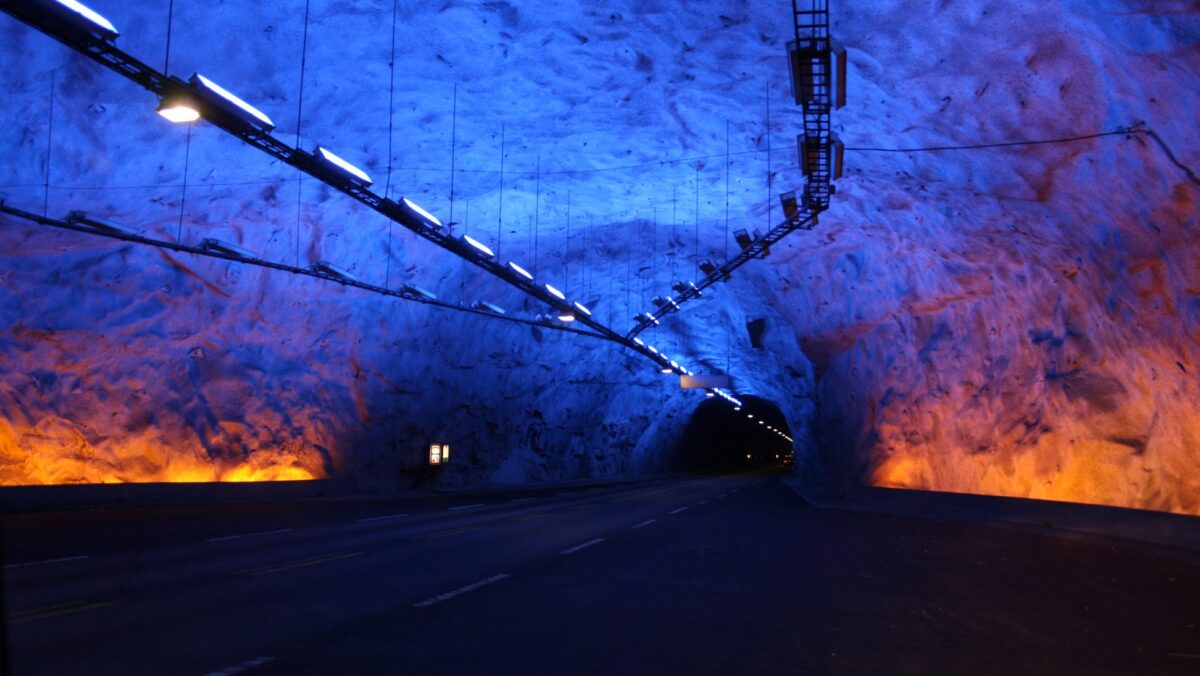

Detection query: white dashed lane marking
xmin=357 ymin=513 xmax=408 ymax=522
xmin=448 ymin=503 xmax=484 ymax=511
xmin=631 ymin=519 xmax=656 ymax=529
xmin=670 ymin=507 xmax=688 ymax=515
xmin=3 ymin=555 xmax=89 ymax=570
xmin=206 ymin=529 xmax=292 ymax=543
xmin=414 ymin=574 xmax=510 ymax=608
xmin=559 ymin=538 xmax=606 ymax=555
xmin=203 ymin=656 xmax=275 ymax=676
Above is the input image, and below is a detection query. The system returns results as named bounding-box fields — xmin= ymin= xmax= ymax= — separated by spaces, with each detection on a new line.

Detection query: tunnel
xmin=676 ymin=395 xmax=795 ymax=474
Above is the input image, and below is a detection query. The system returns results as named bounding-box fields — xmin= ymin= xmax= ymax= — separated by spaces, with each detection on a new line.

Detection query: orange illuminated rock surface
xmin=0 ymin=0 xmax=1196 ymax=514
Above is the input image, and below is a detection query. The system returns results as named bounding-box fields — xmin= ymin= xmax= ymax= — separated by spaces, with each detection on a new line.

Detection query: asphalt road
xmin=3 ymin=475 xmax=1199 ymax=675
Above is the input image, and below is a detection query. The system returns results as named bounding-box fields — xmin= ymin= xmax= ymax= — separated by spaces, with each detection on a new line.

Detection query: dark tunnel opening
xmin=675 ymin=395 xmax=795 ymax=474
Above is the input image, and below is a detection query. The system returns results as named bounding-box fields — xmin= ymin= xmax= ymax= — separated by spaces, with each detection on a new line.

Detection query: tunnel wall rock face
xmin=0 ymin=0 xmax=817 ymax=488
xmin=802 ymin=0 xmax=1200 ymax=514
xmin=1 ymin=0 xmax=1197 ymax=516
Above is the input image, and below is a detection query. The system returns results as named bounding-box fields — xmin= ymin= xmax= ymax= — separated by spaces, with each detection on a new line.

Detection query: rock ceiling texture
xmin=0 ymin=0 xmax=1197 ymax=514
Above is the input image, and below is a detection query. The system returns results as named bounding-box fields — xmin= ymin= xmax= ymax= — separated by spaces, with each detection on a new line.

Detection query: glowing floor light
xmin=545 ymin=284 xmax=566 ymax=301
xmin=315 ymin=146 xmax=373 ymax=186
xmin=508 ymin=261 xmax=533 ymax=281
xmin=189 ymin=73 xmax=275 ymax=131
xmin=461 ymin=234 xmax=495 ymax=258
xmin=200 ymin=237 xmax=254 ymax=259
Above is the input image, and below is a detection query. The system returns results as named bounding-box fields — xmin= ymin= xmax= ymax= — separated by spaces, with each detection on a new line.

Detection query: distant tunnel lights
xmin=461 ymin=234 xmax=495 ymax=258
xmin=315 ymin=146 xmax=373 ymax=186
xmin=189 ymin=73 xmax=275 ymax=132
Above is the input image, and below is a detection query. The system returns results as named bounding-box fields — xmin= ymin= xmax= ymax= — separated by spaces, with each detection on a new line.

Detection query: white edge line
xmin=670 ymin=507 xmax=688 ymax=515
xmin=203 ymin=656 xmax=275 ymax=676
xmin=448 ymin=503 xmax=484 ymax=511
xmin=631 ymin=519 xmax=656 ymax=529
xmin=3 ymin=554 xmax=89 ymax=569
xmin=357 ymin=513 xmax=409 ymax=522
xmin=413 ymin=573 xmax=510 ymax=608
xmin=559 ymin=537 xmax=606 ymax=555
xmin=205 ymin=528 xmax=292 ymax=543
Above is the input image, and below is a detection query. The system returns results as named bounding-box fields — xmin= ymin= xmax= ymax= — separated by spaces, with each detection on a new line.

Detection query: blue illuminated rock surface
xmin=0 ymin=1 xmax=1196 ymax=514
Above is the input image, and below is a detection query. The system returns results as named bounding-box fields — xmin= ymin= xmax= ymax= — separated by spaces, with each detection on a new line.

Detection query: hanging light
xmin=314 ymin=146 xmax=373 ymax=186
xmin=25 ymin=0 xmax=119 ymax=41
xmin=633 ymin=338 xmax=645 ymax=347
xmin=402 ymin=284 xmax=437 ymax=300
xmin=545 ymin=284 xmax=566 ymax=300
xmin=200 ymin=237 xmax=254 ymax=259
xmin=461 ymin=234 xmax=495 ymax=258
xmin=156 ymin=98 xmax=200 ymax=123
xmin=573 ymin=301 xmax=592 ymax=316
xmin=508 ymin=261 xmax=533 ymax=281
xmin=188 ymin=73 xmax=275 ymax=132
xmin=311 ymin=260 xmax=357 ymax=281
xmin=385 ymin=197 xmax=442 ymax=229
xmin=65 ymin=211 xmax=135 ymax=236
xmin=557 ymin=310 xmax=576 ymax=322
xmin=473 ymin=300 xmax=506 ymax=315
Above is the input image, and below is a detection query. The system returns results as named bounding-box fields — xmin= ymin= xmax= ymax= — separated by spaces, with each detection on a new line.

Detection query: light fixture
xmin=705 ymin=391 xmax=715 ymax=397
xmin=314 ymin=146 xmax=373 ymax=186
xmin=385 ymin=197 xmax=443 ymax=229
xmin=200 ymin=237 xmax=254 ymax=259
xmin=545 ymin=284 xmax=566 ymax=300
xmin=699 ymin=259 xmax=716 ymax=276
xmin=573 ymin=301 xmax=592 ymax=316
xmin=633 ymin=338 xmax=645 ymax=347
xmin=31 ymin=0 xmax=119 ymax=40
xmin=65 ymin=211 xmax=135 ymax=236
xmin=156 ymin=99 xmax=200 ymax=123
xmin=461 ymin=234 xmax=495 ymax=258
xmin=508 ymin=261 xmax=533 ymax=281
xmin=188 ymin=73 xmax=275 ymax=132
xmin=402 ymin=284 xmax=437 ymax=300
xmin=734 ymin=407 xmax=742 ymax=411
xmin=473 ymin=300 xmax=506 ymax=315
xmin=748 ymin=414 xmax=754 ymax=419
xmin=661 ymin=366 xmax=673 ymax=374
xmin=671 ymin=281 xmax=688 ymax=294
xmin=635 ymin=311 xmax=660 ymax=326
xmin=734 ymin=229 xmax=753 ymax=250
xmin=758 ymin=420 xmax=764 ymax=425
xmin=689 ymin=281 xmax=702 ymax=296
xmin=311 ymin=260 xmax=356 ymax=281
xmin=557 ymin=310 xmax=576 ymax=322
xmin=648 ymin=346 xmax=658 ymax=355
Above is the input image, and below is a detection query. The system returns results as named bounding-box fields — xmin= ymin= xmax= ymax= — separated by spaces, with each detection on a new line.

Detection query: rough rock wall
xmin=803 ymin=0 xmax=1200 ymax=514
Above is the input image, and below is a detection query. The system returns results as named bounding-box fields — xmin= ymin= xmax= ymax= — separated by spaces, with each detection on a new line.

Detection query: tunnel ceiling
xmin=0 ymin=0 xmax=1197 ymax=515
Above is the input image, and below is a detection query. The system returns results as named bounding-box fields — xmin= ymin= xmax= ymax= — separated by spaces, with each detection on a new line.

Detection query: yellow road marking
xmin=9 ymin=600 xmax=114 ymax=624
xmin=237 ymin=551 xmax=362 ymax=576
